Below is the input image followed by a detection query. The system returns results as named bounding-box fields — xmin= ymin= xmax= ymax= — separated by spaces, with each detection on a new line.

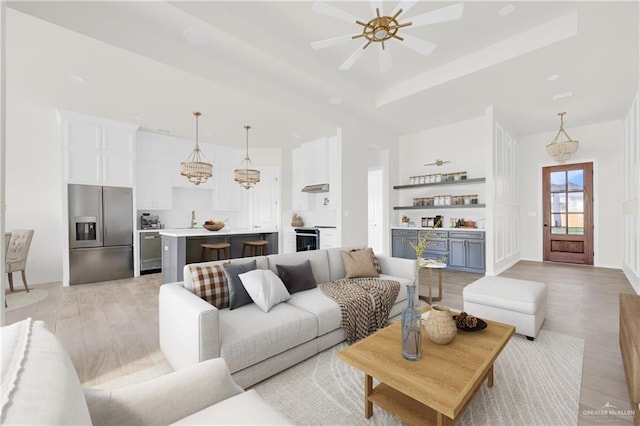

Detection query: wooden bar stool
xmin=241 ymin=240 xmax=268 ymax=257
xmin=201 ymin=243 xmax=231 ymax=262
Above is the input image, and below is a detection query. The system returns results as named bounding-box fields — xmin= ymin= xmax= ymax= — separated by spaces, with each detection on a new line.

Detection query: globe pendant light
xmin=234 ymin=125 xmax=260 ymax=189
xmin=180 ymin=111 xmax=213 ymax=185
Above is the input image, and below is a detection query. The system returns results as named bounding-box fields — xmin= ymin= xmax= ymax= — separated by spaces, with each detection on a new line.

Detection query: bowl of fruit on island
xmin=203 ymin=220 xmax=225 ymax=231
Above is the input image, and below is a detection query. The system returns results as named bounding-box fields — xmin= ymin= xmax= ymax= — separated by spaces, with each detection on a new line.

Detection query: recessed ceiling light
xmin=552 ymin=91 xmax=573 ymax=100
xmin=68 ymin=74 xmax=86 ymax=84
xmin=498 ymin=4 xmax=516 ymax=17
xmin=328 ymin=97 xmax=343 ymax=105
xmin=131 ymin=115 xmax=144 ymax=121
xmin=182 ymin=28 xmax=209 ymax=46
xmin=157 ymin=128 xmax=173 ymax=134
xmin=546 ymin=74 xmax=560 ymax=81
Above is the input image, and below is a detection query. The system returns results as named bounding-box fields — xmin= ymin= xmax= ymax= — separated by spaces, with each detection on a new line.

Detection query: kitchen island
xmin=160 ymin=228 xmax=278 ymax=283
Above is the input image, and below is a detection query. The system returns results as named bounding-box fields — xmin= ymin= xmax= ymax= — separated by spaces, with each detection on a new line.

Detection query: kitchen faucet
xmin=191 ymin=210 xmax=197 ymax=228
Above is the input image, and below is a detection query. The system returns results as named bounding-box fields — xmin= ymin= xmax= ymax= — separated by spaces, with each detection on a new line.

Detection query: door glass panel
xmin=551 ymin=213 xmax=566 ymax=234
xmin=568 ymin=192 xmax=584 ymax=212
xmin=550 ymin=171 xmax=566 ymax=192
xmin=567 ymin=213 xmax=584 ymax=235
xmin=551 ymin=193 xmax=566 ymax=213
xmin=567 ymin=170 xmax=584 ymax=191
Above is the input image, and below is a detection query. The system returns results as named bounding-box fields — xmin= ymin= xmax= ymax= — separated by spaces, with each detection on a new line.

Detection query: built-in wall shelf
xmin=393 ymin=204 xmax=486 ymax=211
xmin=393 ymin=177 xmax=486 ymax=190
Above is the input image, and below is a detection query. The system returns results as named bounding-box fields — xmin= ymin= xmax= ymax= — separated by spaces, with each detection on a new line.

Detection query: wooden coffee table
xmin=337 ymin=307 xmax=515 ymax=426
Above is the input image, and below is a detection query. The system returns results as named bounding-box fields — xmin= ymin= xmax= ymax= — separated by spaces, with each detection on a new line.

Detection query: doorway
xmin=542 ymin=162 xmax=593 ymax=264
xmin=367 ymin=168 xmax=384 ymax=254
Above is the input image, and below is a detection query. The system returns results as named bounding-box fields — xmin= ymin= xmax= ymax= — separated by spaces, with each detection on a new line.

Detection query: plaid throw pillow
xmin=350 ymin=248 xmax=382 ymax=273
xmin=188 ymin=264 xmax=229 ymax=309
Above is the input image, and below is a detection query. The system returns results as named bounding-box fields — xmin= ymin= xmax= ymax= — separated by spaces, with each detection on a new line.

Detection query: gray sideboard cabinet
xmin=448 ymin=231 xmax=485 ymax=273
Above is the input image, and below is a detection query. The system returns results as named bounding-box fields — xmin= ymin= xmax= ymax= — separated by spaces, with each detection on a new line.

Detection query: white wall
xmin=519 ymin=120 xmax=623 ymax=268
xmin=5 ymin=97 xmax=63 ymax=285
xmin=622 ymin=91 xmax=639 ymax=294
xmin=397 ymin=116 xmax=488 ymax=228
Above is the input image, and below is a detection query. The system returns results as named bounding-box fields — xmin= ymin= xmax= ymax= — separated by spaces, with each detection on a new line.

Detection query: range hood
xmin=301 ymin=183 xmax=329 ymax=193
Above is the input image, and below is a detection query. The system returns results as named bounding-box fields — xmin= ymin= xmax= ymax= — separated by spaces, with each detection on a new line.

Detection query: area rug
xmin=5 ymin=289 xmax=48 ymax=311
xmin=252 ymin=330 xmax=584 ymax=426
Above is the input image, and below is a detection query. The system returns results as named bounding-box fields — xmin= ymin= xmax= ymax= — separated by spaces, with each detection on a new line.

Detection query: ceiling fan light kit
xmin=546 ymin=112 xmax=579 ymax=163
xmin=181 ymin=111 xmax=213 ymax=186
xmin=311 ymin=1 xmax=464 ymax=71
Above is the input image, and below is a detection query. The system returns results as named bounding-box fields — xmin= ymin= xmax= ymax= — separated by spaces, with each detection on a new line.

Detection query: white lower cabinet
xmin=319 ymin=228 xmax=339 ymax=249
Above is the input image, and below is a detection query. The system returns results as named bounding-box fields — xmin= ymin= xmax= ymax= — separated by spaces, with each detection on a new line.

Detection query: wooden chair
xmin=6 ymin=229 xmax=35 ymax=293
xmin=241 ymin=240 xmax=268 ymax=257
xmin=201 ymin=243 xmax=231 ymax=262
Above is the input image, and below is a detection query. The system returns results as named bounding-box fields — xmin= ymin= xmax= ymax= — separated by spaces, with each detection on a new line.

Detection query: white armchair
xmin=5 ymin=229 xmax=34 ymax=292
xmin=1 ymin=319 xmax=292 ymax=425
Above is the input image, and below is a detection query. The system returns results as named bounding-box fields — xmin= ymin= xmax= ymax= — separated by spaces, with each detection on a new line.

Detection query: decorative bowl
xmin=203 ymin=223 xmax=224 ymax=231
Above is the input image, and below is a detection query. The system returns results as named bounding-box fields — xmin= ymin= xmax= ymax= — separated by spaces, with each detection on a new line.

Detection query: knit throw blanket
xmin=320 ymin=278 xmax=400 ymax=344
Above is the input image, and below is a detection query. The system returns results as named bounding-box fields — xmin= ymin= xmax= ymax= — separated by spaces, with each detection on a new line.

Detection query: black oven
xmin=295 ymin=227 xmax=320 ymax=251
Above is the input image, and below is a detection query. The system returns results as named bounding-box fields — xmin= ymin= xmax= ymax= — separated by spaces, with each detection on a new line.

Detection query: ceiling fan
xmin=310 ymin=1 xmax=464 ymax=72
xmin=424 ymin=159 xmax=451 ymax=167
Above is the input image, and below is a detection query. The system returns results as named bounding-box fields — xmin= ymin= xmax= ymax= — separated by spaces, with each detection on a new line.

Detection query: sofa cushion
xmin=2 ymin=319 xmax=92 ymax=425
xmin=341 ymin=248 xmax=380 ymax=279
xmin=276 ymin=260 xmax=317 ymax=294
xmin=219 ymin=303 xmax=317 ymax=373
xmin=224 ymin=260 xmax=257 ymax=310
xmin=174 ymin=389 xmax=292 ymax=425
xmin=186 ymin=263 xmax=229 ymax=309
xmin=327 ymin=246 xmax=366 ymax=281
xmin=182 ymin=257 xmax=268 ymax=291
xmin=239 ymin=269 xmax=291 ymax=313
xmin=267 ymin=250 xmax=331 ymax=284
xmin=285 ymin=287 xmax=342 ymax=336
xmin=463 ymin=276 xmax=547 ymax=315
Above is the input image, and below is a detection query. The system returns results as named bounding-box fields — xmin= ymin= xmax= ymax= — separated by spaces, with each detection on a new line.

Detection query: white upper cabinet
xmin=291 ymin=137 xmax=337 ymax=211
xmin=291 ymin=145 xmax=309 ymax=211
xmin=136 ymin=132 xmax=174 ymax=210
xmin=251 ymin=167 xmax=279 ymax=229
xmin=60 ymin=111 xmax=137 ymax=187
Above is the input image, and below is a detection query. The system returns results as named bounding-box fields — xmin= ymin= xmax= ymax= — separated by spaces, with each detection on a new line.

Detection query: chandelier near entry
xmin=234 ymin=125 xmax=260 ymax=189
xmin=181 ymin=111 xmax=213 ymax=185
xmin=546 ymin=112 xmax=579 ymax=163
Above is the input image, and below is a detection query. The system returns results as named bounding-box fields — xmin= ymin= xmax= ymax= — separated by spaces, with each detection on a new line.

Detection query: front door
xmin=542 ymin=162 xmax=593 ymax=264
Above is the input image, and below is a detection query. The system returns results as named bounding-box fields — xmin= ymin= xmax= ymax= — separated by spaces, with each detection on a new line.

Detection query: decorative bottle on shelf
xmin=401 ymin=284 xmax=422 ymax=361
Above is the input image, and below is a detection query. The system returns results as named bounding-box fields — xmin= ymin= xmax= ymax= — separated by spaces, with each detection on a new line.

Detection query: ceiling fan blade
xmin=312 ymin=1 xmax=359 ymax=24
xmin=378 ymin=44 xmax=392 ymax=72
xmin=401 ymin=34 xmax=437 ymax=56
xmin=310 ymin=34 xmax=355 ymax=50
xmin=339 ymin=43 xmax=367 ymax=71
xmin=391 ymin=0 xmax=419 ymax=16
xmin=409 ymin=3 xmax=464 ymax=28
xmin=370 ymin=0 xmax=383 ymax=17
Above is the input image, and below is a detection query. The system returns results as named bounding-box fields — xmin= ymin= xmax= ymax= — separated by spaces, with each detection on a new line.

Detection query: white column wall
xmin=519 ymin=120 xmax=623 ymax=268
xmin=623 ymin=91 xmax=640 ymax=294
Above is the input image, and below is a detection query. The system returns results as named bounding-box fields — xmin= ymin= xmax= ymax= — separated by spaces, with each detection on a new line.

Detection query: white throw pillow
xmin=238 ymin=269 xmax=291 ymax=312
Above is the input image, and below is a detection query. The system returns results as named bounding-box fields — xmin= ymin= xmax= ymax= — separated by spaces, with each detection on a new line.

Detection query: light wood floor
xmin=5 ymin=260 xmax=638 ymax=425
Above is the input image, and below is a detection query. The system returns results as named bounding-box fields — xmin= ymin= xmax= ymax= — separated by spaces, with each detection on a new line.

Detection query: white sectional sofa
xmin=1 ymin=318 xmax=292 ymax=425
xmin=159 ymin=247 xmax=416 ymax=388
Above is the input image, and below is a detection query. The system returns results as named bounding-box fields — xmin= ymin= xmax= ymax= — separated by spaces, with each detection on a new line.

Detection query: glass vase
xmin=401 ymin=284 xmax=422 ymax=360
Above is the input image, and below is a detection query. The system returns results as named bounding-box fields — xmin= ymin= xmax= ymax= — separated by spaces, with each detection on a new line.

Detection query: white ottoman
xmin=463 ymin=276 xmax=547 ymax=340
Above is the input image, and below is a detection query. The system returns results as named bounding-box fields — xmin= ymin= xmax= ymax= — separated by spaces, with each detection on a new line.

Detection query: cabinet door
xmin=466 ymin=240 xmax=486 ymax=270
xmin=102 ymin=126 xmax=135 ymax=187
xmin=326 ymin=137 xmax=338 ymax=209
xmin=154 ymin=162 xmax=174 ymax=210
xmin=252 ymin=167 xmax=279 ymax=229
xmin=404 ymin=233 xmax=418 ymax=259
xmin=64 ymin=120 xmax=102 ymax=185
xmin=448 ymin=239 xmax=467 ymax=268
xmin=291 ymin=146 xmax=309 ymax=211
xmin=392 ymin=234 xmax=405 ymax=258
xmin=136 ymin=158 xmax=154 ymax=209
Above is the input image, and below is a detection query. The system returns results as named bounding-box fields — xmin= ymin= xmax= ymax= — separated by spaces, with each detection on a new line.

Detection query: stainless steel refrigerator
xmin=68 ymin=184 xmax=134 ymax=285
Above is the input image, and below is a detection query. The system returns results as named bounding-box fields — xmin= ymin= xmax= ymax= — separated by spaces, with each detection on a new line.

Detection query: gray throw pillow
xmin=276 ymin=260 xmax=317 ymax=294
xmin=224 ymin=260 xmax=257 ymax=310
